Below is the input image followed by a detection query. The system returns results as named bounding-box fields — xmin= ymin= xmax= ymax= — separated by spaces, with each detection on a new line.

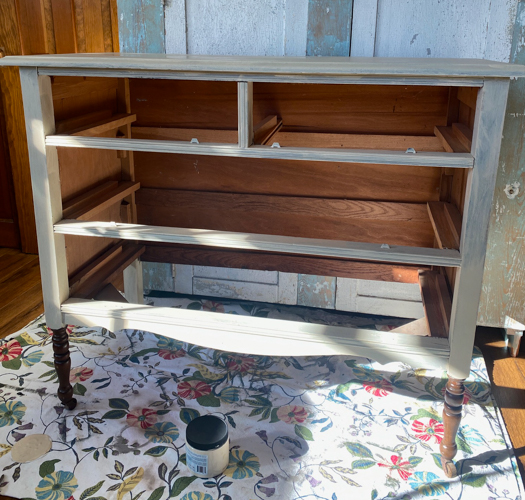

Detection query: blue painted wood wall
xmin=117 ymin=0 xmax=165 ymax=53
xmin=306 ymin=0 xmax=353 ymax=56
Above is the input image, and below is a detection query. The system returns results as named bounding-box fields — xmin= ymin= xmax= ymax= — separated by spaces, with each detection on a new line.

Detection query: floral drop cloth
xmin=0 ymin=296 xmax=523 ymax=500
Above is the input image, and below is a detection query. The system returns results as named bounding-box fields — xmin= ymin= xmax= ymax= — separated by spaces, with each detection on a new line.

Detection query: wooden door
xmin=0 ymin=0 xmax=119 ymax=254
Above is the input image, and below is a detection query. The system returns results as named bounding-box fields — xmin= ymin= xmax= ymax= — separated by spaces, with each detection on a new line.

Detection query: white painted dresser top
xmin=2 ymin=54 xmax=525 ymax=80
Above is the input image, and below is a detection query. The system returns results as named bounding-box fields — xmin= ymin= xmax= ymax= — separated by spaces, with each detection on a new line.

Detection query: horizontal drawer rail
xmin=61 ymin=299 xmax=450 ymax=367
xmin=45 ymin=135 xmax=474 ymax=168
xmin=54 ymin=220 xmax=462 ymax=267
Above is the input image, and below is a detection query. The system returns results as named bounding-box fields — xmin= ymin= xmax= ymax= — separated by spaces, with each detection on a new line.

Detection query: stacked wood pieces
xmin=69 ymin=241 xmax=144 ymax=299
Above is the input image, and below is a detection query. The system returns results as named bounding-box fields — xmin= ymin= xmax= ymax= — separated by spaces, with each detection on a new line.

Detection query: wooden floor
xmin=0 ymin=248 xmax=43 ymax=335
xmin=0 ymin=248 xmax=524 ymax=496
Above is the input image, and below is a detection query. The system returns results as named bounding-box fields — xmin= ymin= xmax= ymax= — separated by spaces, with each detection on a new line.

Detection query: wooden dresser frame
xmin=2 ymin=54 xmax=523 ymax=477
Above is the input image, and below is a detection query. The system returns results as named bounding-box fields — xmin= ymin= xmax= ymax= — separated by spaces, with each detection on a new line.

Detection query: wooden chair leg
xmin=440 ymin=376 xmax=465 ymax=478
xmin=52 ymin=327 xmax=77 ymax=410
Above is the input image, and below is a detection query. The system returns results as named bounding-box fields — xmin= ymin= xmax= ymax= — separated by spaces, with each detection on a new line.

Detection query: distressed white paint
xmin=44 ymin=135 xmax=476 ymax=169
xmin=336 ymin=278 xmax=424 ymax=318
xmin=4 ymin=54 xmax=522 ymax=79
xmin=284 ymin=0 xmax=309 ymax=56
xmin=357 ymin=280 xmax=422 ymax=301
xmin=484 ymin=0 xmax=518 ymax=62
xmin=54 ymin=220 xmax=463 ymax=267
xmin=335 ymin=277 xmax=358 ymax=311
xmin=277 ymin=272 xmax=298 ymax=305
xmin=174 ymin=264 xmax=193 ymax=294
xmin=373 ymin=0 xmax=517 ymax=60
xmin=164 ymin=0 xmax=187 ymax=54
xmin=447 ymin=80 xmax=510 ymax=380
xmin=354 ymin=296 xmax=424 ymax=319
xmin=193 ymin=277 xmax=279 ymax=303
xmin=350 ymin=0 xmax=379 ymax=57
xmin=165 ymin=0 xmax=308 ymax=57
xmin=193 ymin=266 xmax=278 ymax=284
xmin=18 ymin=70 xmax=68 ymax=330
xmin=62 ymin=299 xmax=451 ymax=369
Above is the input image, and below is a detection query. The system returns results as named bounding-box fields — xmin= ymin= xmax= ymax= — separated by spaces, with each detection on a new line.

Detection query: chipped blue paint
xmin=117 ymin=0 xmax=165 ymax=54
xmin=297 ymin=275 xmax=336 ymax=309
xmin=306 ymin=0 xmax=353 ymax=56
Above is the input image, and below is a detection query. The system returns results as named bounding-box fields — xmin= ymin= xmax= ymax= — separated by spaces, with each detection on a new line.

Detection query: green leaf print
xmin=108 ymin=398 xmax=130 ymax=410
xmin=79 ymin=480 xmax=105 ymax=500
xmin=144 ymin=446 xmax=168 ymax=457
xmin=196 ymin=394 xmax=221 ymax=407
xmin=351 ymin=459 xmax=376 ymax=470
xmin=38 ymin=459 xmax=61 ymax=478
xmin=146 ymin=486 xmax=166 ymax=500
xmin=170 ymin=476 xmax=197 ymax=497
xmin=180 ymin=408 xmax=200 ymax=424
xmin=344 ymin=442 xmax=374 ymax=459
xmin=462 ymin=473 xmax=487 ymax=488
xmin=102 ymin=410 xmax=128 ymax=419
xmin=73 ymin=383 xmax=86 ymax=396
xmin=294 ymin=424 xmax=314 ymax=441
xmin=2 ymin=357 xmax=21 ymax=370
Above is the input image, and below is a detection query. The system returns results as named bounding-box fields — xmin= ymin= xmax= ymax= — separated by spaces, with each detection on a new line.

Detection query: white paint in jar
xmin=185 ymin=415 xmax=229 ymax=478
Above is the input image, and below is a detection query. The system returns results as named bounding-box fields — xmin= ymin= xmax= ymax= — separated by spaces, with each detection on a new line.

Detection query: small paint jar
xmin=185 ymin=415 xmax=229 ymax=478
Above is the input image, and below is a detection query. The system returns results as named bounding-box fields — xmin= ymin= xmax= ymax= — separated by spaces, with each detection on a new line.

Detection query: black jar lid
xmin=186 ymin=415 xmax=228 ymax=451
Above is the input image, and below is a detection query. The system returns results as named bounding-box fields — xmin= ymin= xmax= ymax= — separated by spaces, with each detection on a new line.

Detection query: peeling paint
xmin=298 ymin=275 xmax=336 ymax=309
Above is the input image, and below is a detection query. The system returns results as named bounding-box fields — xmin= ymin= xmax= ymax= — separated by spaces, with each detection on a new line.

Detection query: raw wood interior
xmin=50 ymin=76 xmax=477 ymax=324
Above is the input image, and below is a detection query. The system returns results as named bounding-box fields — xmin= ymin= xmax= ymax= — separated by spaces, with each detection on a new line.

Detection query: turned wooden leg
xmin=52 ymin=327 xmax=77 ymax=410
xmin=440 ymin=376 xmax=464 ymax=478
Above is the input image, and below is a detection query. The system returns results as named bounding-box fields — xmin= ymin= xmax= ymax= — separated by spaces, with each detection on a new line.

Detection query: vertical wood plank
xmin=109 ymin=0 xmax=120 ymax=52
xmin=19 ymin=69 xmax=68 ymax=329
xmin=15 ymin=0 xmax=48 ymax=54
xmin=100 ymin=0 xmax=115 ymax=52
xmin=165 ymin=0 xmax=187 ymax=54
xmin=42 ymin=0 xmax=57 ymax=54
xmin=350 ymin=0 xmax=378 ymax=57
xmin=373 ymin=0 xmax=514 ymax=59
xmin=306 ymin=0 xmax=353 ymax=56
xmin=238 ymin=82 xmax=253 ymax=148
xmin=117 ymin=0 xmax=165 ymax=53
xmin=174 ymin=264 xmax=193 ymax=294
xmin=180 ymin=0 xmax=287 ymax=56
xmin=448 ymin=79 xmax=509 ymax=380
xmin=0 ymin=1 xmax=38 ymax=253
xmin=72 ymin=0 xmax=87 ymax=52
xmin=124 ymin=259 xmax=144 ymax=303
xmin=81 ymin=0 xmax=105 ymax=52
xmin=479 ymin=0 xmax=525 ymax=327
xmin=51 ymin=0 xmax=78 ymax=53
xmin=277 ymin=272 xmax=298 ymax=304
xmin=484 ymin=0 xmax=518 ymax=62
xmin=284 ymin=0 xmax=308 ymax=56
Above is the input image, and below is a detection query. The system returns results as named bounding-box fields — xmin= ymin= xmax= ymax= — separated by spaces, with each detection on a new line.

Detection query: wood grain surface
xmin=136 ymin=188 xmax=435 ymax=247
xmin=134 ymin=153 xmax=442 ymax=203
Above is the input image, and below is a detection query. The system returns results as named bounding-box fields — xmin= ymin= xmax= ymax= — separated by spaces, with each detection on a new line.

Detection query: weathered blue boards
xmin=306 ymin=0 xmax=353 ymax=56
xmin=118 ymin=0 xmax=165 ymax=54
